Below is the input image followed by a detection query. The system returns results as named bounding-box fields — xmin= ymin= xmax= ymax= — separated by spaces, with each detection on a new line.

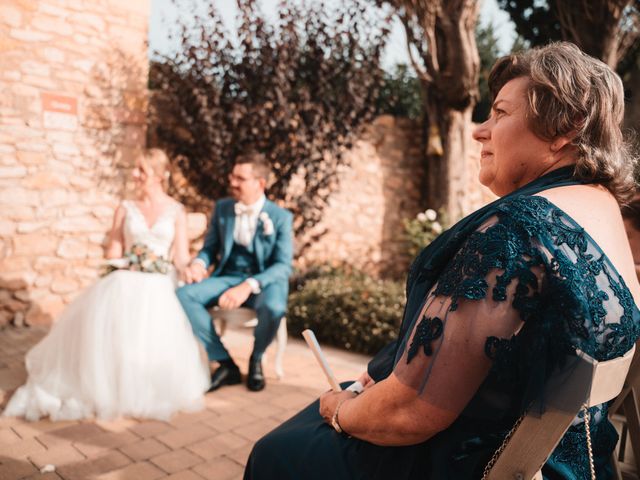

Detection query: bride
xmin=3 ymin=149 xmax=209 ymax=421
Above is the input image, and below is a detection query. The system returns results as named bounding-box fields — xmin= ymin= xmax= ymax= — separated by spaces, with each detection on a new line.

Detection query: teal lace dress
xmin=245 ymin=170 xmax=640 ymax=480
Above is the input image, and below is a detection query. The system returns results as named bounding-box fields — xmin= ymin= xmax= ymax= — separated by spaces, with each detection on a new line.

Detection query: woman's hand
xmin=319 ymin=390 xmax=357 ymax=425
xmin=356 ymin=371 xmax=375 ymax=390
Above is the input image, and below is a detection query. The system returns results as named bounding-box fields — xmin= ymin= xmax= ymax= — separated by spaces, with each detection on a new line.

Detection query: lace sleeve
xmin=392 ymin=215 xmax=547 ymax=414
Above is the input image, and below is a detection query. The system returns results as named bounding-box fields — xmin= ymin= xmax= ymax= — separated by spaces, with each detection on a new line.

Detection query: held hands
xmin=181 ymin=262 xmax=208 ymax=284
xmin=218 ymin=282 xmax=253 ymax=310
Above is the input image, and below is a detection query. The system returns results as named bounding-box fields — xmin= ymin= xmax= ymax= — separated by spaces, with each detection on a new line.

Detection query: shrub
xmin=403 ymin=208 xmax=448 ymax=259
xmin=287 ymin=267 xmax=405 ymax=355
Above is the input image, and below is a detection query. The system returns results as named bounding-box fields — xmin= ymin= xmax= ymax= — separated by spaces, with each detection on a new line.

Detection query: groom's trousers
xmin=177 ymin=276 xmax=287 ymax=362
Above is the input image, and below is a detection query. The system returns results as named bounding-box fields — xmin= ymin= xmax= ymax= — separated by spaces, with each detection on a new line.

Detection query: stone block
xmin=0 ymin=6 xmax=22 ymax=28
xmin=38 ymin=2 xmax=69 ymax=17
xmin=57 ymin=237 xmax=89 ymax=259
xmin=16 ymin=221 xmax=49 ymax=234
xmin=14 ymin=233 xmax=58 ymax=256
xmin=20 ymin=60 xmax=50 ymax=77
xmin=0 ymin=165 xmax=27 ymax=178
xmin=17 ymin=151 xmax=47 ymax=165
xmin=31 ymin=16 xmax=73 ymax=35
xmin=23 ymin=172 xmax=69 ymax=189
xmin=9 ymin=29 xmax=53 ymax=42
xmin=53 ymin=216 xmax=104 ymax=233
xmin=0 ymin=220 xmax=16 ymax=236
xmin=70 ymin=12 xmax=106 ymax=31
xmin=41 ymin=46 xmax=65 ymax=63
xmin=34 ymin=256 xmax=67 ymax=272
xmin=0 ymin=187 xmax=39 ymax=206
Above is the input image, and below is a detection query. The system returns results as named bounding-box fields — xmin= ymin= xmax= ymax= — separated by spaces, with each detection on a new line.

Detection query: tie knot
xmin=235 ymin=203 xmax=257 ymax=216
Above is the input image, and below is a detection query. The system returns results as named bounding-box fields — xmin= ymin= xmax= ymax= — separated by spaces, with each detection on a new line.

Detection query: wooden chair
xmin=209 ymin=307 xmax=287 ymax=379
xmin=484 ymin=346 xmax=636 ymax=480
xmin=609 ymin=342 xmax=640 ymax=479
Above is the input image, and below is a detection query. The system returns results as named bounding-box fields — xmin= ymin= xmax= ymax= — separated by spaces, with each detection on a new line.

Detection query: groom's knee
xmin=176 ymin=284 xmax=197 ymax=305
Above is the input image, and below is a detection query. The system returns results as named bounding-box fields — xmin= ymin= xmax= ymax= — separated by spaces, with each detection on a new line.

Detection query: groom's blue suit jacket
xmin=196 ymin=197 xmax=293 ymax=291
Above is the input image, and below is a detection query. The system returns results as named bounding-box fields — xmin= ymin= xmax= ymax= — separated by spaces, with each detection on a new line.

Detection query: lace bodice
xmin=122 ymin=200 xmax=181 ymax=259
xmin=393 ymin=194 xmax=640 ymax=478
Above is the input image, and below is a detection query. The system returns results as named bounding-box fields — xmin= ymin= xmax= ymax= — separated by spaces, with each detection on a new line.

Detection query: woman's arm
xmin=320 ymin=272 xmax=524 ymax=446
xmin=104 ymin=204 xmax=126 ymax=259
xmin=320 ymin=373 xmax=460 ymax=446
xmin=172 ymin=206 xmax=191 ymax=271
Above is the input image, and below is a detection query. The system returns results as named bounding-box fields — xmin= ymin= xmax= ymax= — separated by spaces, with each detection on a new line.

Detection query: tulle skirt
xmin=3 ymin=270 xmax=209 ymax=421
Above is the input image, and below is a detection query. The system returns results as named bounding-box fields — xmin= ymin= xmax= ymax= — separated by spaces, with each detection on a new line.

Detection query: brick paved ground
xmin=0 ymin=326 xmax=369 ymax=480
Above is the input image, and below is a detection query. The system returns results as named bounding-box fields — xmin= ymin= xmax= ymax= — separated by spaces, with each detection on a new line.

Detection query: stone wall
xmin=298 ymin=116 xmax=495 ymax=279
xmin=0 ymin=0 xmax=150 ymax=326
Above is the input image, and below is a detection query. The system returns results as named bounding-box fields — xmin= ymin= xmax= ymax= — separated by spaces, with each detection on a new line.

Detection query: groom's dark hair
xmin=234 ymin=150 xmax=272 ymax=182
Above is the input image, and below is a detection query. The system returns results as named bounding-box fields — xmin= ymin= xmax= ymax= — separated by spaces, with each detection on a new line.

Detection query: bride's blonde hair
xmin=140 ymin=148 xmax=171 ymax=189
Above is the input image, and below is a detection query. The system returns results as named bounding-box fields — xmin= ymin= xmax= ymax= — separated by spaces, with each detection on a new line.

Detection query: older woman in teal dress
xmin=244 ymin=42 xmax=640 ymax=479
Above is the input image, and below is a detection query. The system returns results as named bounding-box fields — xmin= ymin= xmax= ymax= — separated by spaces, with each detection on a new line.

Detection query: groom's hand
xmin=218 ymin=282 xmax=253 ymax=310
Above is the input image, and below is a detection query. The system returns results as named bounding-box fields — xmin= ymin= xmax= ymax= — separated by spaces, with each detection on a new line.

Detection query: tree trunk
xmin=424 ymin=100 xmax=476 ymax=220
xmin=553 ymin=0 xmax=637 ymax=68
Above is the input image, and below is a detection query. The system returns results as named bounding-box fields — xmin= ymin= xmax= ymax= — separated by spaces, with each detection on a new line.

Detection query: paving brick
xmin=156 ymin=424 xmax=215 ymax=449
xmin=128 ymin=420 xmax=174 ymax=438
xmin=95 ymin=417 xmax=139 ymax=433
xmin=45 ymin=422 xmax=105 ymax=443
xmin=11 ymin=419 xmax=77 ymax=439
xmin=150 ymin=448 xmax=204 ymax=473
xmin=74 ymin=430 xmax=139 ymax=457
xmin=169 ymin=409 xmax=217 ymax=428
xmin=95 ymin=461 xmax=166 ymax=480
xmin=241 ymin=402 xmax=285 ymax=420
xmin=28 ymin=443 xmax=86 ymax=468
xmin=192 ymin=457 xmax=244 ymax=480
xmin=270 ymin=391 xmax=316 ymax=410
xmin=0 ymin=456 xmax=38 ymax=480
xmin=202 ymin=411 xmax=259 ymax=432
xmin=165 ymin=470 xmax=206 ymax=480
xmin=22 ymin=472 xmax=64 ymax=480
xmin=0 ymin=437 xmax=46 ymax=458
xmin=186 ymin=433 xmax=248 ymax=461
xmin=225 ymin=444 xmax=253 ymax=467
xmin=0 ymin=428 xmax=21 ymax=445
xmin=233 ymin=418 xmax=279 ymax=443
xmin=56 ymin=451 xmax=131 ymax=480
xmin=118 ymin=438 xmax=170 ymax=461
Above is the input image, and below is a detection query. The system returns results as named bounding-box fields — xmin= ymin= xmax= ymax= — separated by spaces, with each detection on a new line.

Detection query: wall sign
xmin=41 ymin=92 xmax=78 ymax=130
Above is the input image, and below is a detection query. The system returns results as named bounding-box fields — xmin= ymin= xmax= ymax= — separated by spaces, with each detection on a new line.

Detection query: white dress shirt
xmin=233 ymin=194 xmax=266 ymax=247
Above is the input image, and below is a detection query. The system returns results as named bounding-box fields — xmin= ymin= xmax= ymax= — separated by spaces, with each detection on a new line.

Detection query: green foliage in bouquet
xmin=287 ymin=266 xmax=405 ymax=355
xmin=102 ymin=243 xmax=172 ymax=276
xmin=403 ymin=208 xmax=448 ymax=259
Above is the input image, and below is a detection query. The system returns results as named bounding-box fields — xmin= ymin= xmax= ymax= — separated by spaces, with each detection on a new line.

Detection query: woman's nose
xmin=472 ymin=120 xmax=490 ymax=143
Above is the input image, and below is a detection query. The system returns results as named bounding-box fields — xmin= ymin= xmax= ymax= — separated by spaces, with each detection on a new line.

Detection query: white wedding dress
xmin=3 ymin=201 xmax=209 ymax=421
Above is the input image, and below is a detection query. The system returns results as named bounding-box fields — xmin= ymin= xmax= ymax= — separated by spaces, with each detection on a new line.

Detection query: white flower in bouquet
xmin=259 ymin=212 xmax=275 ymax=235
xmin=432 ymin=221 xmax=443 ymax=234
xmin=417 ymin=212 xmax=427 ymax=222
xmin=425 ymin=209 xmax=437 ymax=221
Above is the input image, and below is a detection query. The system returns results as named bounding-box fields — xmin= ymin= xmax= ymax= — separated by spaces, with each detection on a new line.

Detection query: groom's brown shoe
xmin=247 ymin=357 xmax=265 ymax=391
xmin=208 ymin=362 xmax=241 ymax=392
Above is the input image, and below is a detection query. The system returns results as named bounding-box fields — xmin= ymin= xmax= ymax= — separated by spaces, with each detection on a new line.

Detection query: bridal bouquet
xmin=101 ymin=243 xmax=172 ymax=276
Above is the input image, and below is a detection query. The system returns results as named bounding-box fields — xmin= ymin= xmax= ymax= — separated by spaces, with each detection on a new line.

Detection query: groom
xmin=178 ymin=151 xmax=293 ymax=392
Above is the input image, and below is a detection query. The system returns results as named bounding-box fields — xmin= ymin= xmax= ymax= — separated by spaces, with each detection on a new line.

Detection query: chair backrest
xmin=485 ymin=346 xmax=636 ymax=480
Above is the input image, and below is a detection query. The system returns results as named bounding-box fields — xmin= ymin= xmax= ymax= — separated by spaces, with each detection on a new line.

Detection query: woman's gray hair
xmin=488 ymin=41 xmax=637 ymax=203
